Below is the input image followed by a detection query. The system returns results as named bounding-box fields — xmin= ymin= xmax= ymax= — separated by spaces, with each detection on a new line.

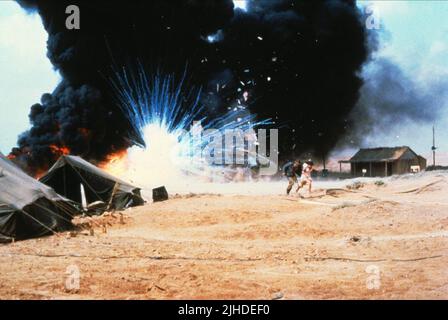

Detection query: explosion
xmin=119 ymin=123 xmax=195 ymax=189
xmin=98 ymin=150 xmax=129 ymax=178
xmin=103 ymin=66 xmax=274 ymax=193
xmin=14 ymin=0 xmax=370 ymax=177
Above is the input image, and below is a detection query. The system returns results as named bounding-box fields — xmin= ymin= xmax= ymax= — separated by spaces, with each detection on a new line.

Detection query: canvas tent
xmin=0 ymin=153 xmax=76 ymax=242
xmin=39 ymin=155 xmax=144 ymax=211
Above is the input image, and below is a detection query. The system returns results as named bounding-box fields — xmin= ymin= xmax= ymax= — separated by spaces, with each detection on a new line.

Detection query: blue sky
xmin=0 ymin=0 xmax=447 ymax=163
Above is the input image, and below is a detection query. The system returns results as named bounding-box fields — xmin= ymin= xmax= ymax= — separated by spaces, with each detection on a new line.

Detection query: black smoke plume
xmin=337 ymin=38 xmax=446 ymax=151
xmin=204 ymin=0 xmax=369 ymax=162
xmin=13 ymin=0 xmax=369 ymax=174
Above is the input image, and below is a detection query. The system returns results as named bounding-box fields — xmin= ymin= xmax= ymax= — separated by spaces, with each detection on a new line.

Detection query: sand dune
xmin=0 ymin=172 xmax=447 ymax=299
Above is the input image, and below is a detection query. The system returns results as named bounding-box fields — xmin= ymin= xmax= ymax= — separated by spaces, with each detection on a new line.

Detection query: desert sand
xmin=0 ymin=171 xmax=447 ymax=299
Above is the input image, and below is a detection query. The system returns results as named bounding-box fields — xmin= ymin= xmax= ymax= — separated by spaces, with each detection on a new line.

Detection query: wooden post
xmin=107 ymin=182 xmax=119 ymax=212
xmin=339 ymin=162 xmax=342 ymax=173
xmin=63 ymin=166 xmax=67 ymax=197
xmin=385 ymin=161 xmax=388 ymax=177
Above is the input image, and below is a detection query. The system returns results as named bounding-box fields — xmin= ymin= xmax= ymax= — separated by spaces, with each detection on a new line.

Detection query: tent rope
xmin=33 ymin=202 xmax=74 ymax=224
xmin=53 ymin=201 xmax=78 ymax=217
xmin=49 ymin=199 xmax=80 ymax=219
xmin=68 ymin=163 xmax=106 ymax=202
xmin=19 ymin=208 xmax=60 ymax=237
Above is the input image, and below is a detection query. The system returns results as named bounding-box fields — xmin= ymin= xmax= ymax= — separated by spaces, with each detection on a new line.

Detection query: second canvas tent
xmin=39 ymin=155 xmax=144 ymax=212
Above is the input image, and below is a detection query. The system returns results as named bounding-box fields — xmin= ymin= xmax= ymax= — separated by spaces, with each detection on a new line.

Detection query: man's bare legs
xmin=296 ymin=180 xmax=312 ymax=196
xmin=296 ymin=181 xmax=306 ymax=195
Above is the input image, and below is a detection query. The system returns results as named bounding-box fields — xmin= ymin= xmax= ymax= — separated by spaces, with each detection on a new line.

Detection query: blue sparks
xmin=107 ymin=64 xmax=274 ymax=187
xmin=109 ymin=66 xmax=203 ymax=147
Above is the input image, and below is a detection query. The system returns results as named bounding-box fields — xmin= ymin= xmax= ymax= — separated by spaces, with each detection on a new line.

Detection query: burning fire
xmin=34 ymin=168 xmax=49 ymax=180
xmin=97 ymin=123 xmax=195 ymax=190
xmin=99 ymin=150 xmax=129 ymax=177
xmin=49 ymin=144 xmax=70 ymax=157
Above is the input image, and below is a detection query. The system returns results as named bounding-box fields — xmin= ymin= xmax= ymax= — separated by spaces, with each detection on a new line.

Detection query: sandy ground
xmin=1 ymin=172 xmax=448 ymax=299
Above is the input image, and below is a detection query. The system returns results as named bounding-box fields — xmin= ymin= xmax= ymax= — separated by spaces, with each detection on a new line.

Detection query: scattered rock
xmin=272 ymin=292 xmax=284 ymax=300
xmin=346 ymin=181 xmax=365 ymax=190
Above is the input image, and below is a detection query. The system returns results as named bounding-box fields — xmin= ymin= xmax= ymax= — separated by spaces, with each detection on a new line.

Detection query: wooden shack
xmin=340 ymin=146 xmax=427 ymax=177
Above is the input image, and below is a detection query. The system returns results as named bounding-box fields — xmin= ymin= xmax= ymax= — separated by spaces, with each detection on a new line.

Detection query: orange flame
xmin=99 ymin=150 xmax=129 ymax=177
xmin=49 ymin=144 xmax=70 ymax=157
xmin=34 ymin=168 xmax=48 ymax=180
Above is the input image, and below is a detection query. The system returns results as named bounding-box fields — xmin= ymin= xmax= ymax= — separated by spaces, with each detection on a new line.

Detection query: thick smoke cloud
xmin=339 ymin=56 xmax=446 ymax=150
xmin=204 ymin=0 xmax=369 ymax=161
xmin=13 ymin=0 xmax=369 ymax=174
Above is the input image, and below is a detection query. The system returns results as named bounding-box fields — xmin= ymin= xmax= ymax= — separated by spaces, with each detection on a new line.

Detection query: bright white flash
xmin=108 ymin=65 xmax=272 ymax=195
xmin=233 ymin=0 xmax=248 ymax=12
xmin=125 ymin=123 xmax=187 ymax=190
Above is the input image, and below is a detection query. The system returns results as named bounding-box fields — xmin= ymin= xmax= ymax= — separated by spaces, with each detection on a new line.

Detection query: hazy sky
xmin=354 ymin=0 xmax=448 ymax=163
xmin=0 ymin=0 xmax=447 ymax=163
xmin=0 ymin=1 xmax=59 ymax=154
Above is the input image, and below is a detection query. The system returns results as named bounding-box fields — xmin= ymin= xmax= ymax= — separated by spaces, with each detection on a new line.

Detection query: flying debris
xmin=107 ymin=65 xmax=273 ymax=190
xmin=206 ymin=30 xmax=224 ymax=43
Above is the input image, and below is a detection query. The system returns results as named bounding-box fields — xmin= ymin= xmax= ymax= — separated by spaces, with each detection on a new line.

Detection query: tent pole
xmin=63 ymin=166 xmax=67 ymax=197
xmin=107 ymin=182 xmax=119 ymax=212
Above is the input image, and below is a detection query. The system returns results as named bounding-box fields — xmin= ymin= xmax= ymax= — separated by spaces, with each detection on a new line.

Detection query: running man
xmin=283 ymin=160 xmax=302 ymax=195
xmin=296 ymin=160 xmax=315 ymax=195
